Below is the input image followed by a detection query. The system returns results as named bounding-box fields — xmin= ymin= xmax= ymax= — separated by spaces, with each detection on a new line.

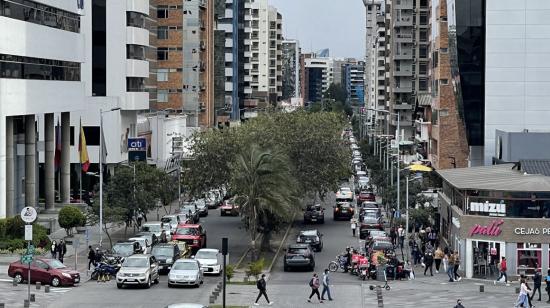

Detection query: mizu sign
xmin=469 ymin=201 xmax=506 ymax=217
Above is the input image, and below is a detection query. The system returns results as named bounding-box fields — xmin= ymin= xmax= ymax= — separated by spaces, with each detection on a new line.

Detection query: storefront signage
xmin=468 ymin=219 xmax=504 ymax=237
xmin=469 ymin=201 xmax=506 ymax=217
xmin=514 ymin=227 xmax=550 ymax=235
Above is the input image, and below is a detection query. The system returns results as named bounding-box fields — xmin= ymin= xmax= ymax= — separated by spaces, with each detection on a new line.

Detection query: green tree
xmin=323 ymin=83 xmax=348 ymax=103
xmin=230 ymin=145 xmax=299 ymax=260
xmin=58 ymin=206 xmax=86 ymax=236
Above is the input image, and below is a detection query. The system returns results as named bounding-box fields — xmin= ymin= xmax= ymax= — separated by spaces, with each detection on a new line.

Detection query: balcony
xmin=415 ymin=119 xmax=431 ymax=142
xmin=391 ymin=118 xmax=412 ymax=127
xmin=393 ymin=68 xmax=413 ymax=76
xmin=394 ymin=15 xmax=413 ymax=27
xmin=125 ymin=92 xmax=149 ymax=110
xmin=126 ymin=59 xmax=149 ymax=78
xmin=393 ymin=103 xmax=413 ymax=110
xmin=392 ymin=86 xmax=412 ymax=93
xmin=127 ymin=0 xmax=148 ymax=15
xmin=127 ymin=27 xmax=149 ymax=46
xmin=394 ymin=33 xmax=413 ymax=43
xmin=394 ymin=51 xmax=413 ymax=60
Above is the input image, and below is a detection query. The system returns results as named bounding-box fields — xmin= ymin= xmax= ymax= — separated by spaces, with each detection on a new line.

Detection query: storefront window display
xmin=517 ymin=243 xmax=541 ymax=275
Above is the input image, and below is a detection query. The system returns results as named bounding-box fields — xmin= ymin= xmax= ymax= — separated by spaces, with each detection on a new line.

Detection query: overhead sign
xmin=20 ymin=207 xmax=37 ymax=223
xmin=127 ymin=138 xmax=147 ymax=151
xmin=470 ymin=201 xmax=506 ymax=217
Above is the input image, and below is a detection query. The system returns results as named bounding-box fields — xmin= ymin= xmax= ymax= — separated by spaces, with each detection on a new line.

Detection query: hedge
xmin=0 ymin=216 xmax=50 ymax=252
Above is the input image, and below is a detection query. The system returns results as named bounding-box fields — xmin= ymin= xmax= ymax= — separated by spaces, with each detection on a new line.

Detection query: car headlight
xmin=193 ymin=240 xmax=199 ymax=244
xmin=166 ymin=258 xmax=173 ymax=264
xmin=62 ymin=272 xmax=72 ymax=278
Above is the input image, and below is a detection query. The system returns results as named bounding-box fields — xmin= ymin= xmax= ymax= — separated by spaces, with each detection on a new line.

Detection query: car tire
xmin=167 ymin=283 xmax=172 ymax=288
xmin=117 ymin=283 xmax=123 ymax=289
xmin=145 ymin=276 xmax=151 ymax=289
xmin=14 ymin=272 xmax=23 ymax=283
xmin=283 ymin=264 xmax=289 ymax=272
xmin=51 ymin=276 xmax=61 ymax=287
xmin=320 ymin=219 xmax=324 ymax=224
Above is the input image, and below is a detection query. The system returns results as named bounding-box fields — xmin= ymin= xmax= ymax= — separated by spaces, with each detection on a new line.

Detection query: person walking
xmin=397 ymin=225 xmax=405 ymax=249
xmin=50 ymin=240 xmax=57 ymax=259
xmin=389 ymin=227 xmax=397 ymax=247
xmin=160 ymin=230 xmax=168 ymax=243
xmin=87 ymin=246 xmax=96 ymax=270
xmin=446 ymin=250 xmax=455 ymax=282
xmin=532 ymin=268 xmax=542 ymax=303
xmin=254 ymin=274 xmax=273 ymax=306
xmin=136 ymin=211 xmax=143 ymax=228
xmin=307 ymin=273 xmax=323 ymax=303
xmin=350 ymin=218 xmax=358 ymax=237
xmin=434 ymin=247 xmax=444 ymax=273
xmin=423 ymin=248 xmax=434 ymax=276
xmin=427 ymin=229 xmax=437 ymax=247
xmin=454 ymin=299 xmax=465 ymax=308
xmin=494 ymin=256 xmax=508 ymax=286
xmin=57 ymin=240 xmax=67 ymax=263
xmin=321 ymin=269 xmax=333 ymax=301
xmin=453 ymin=251 xmax=461 ymax=281
xmin=515 ymin=278 xmax=532 ymax=308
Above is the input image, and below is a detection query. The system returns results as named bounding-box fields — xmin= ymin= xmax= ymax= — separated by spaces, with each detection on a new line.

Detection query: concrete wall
xmin=495 ymin=130 xmax=550 ymax=162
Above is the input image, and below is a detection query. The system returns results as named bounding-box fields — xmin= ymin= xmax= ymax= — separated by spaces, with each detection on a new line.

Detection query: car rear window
xmin=176 ymin=227 xmax=198 ymax=235
xmin=288 ymin=248 xmax=308 ymax=254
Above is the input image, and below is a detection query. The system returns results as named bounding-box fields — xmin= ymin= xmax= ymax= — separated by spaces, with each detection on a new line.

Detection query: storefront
xmin=437 ymin=163 xmax=550 ymax=279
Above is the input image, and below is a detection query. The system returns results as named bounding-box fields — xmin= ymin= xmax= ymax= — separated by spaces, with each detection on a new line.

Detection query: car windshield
xmin=46 ymin=259 xmax=66 ymax=269
xmin=195 ymin=250 xmax=217 ymax=259
xmin=113 ymin=244 xmax=134 ymax=256
xmin=362 ymin=216 xmax=378 ymax=223
xmin=373 ymin=242 xmax=393 ymax=250
xmin=123 ymin=258 xmax=148 ymax=268
xmin=176 ymin=228 xmax=198 ymax=235
xmin=288 ymin=247 xmax=308 ymax=254
xmin=152 ymin=247 xmax=173 ymax=257
xmin=173 ymin=262 xmax=198 ymax=270
xmin=306 ymin=205 xmax=320 ymax=211
xmin=161 ymin=217 xmax=176 ymax=223
xmin=181 ymin=206 xmax=195 ymax=213
xmin=142 ymin=224 xmax=161 ymax=233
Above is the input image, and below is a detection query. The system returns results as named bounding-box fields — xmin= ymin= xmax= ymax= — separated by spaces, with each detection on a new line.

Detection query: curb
xmin=267 ymin=211 xmax=297 ymax=274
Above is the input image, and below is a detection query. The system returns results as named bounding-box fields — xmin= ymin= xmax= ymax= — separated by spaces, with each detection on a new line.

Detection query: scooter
xmin=91 ymin=262 xmax=121 ymax=280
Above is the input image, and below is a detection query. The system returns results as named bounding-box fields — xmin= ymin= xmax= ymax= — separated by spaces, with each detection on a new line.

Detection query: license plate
xmin=74 ymin=278 xmax=80 ymax=283
xmin=206 ymin=268 xmax=213 ymax=272
xmin=342 ymin=210 xmax=347 ymax=213
xmin=305 ymin=240 xmax=312 ymax=243
xmin=311 ymin=219 xmax=317 ymax=222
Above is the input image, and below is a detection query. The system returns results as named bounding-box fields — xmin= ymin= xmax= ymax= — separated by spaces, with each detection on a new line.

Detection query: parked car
xmin=110 ymin=241 xmax=143 ymax=259
xmin=357 ymin=190 xmax=376 ymax=204
xmin=359 ymin=216 xmax=384 ymax=239
xmin=128 ymin=237 xmax=151 ymax=254
xmin=135 ymin=231 xmax=158 ymax=246
xmin=283 ymin=244 xmax=315 ymax=271
xmin=167 ymin=259 xmax=203 ymax=288
xmin=141 ymin=222 xmax=172 ymax=243
xmin=194 ymin=248 xmax=222 ymax=275
xmin=116 ymin=255 xmax=160 ymax=289
xmin=161 ymin=215 xmax=180 ymax=233
xmin=296 ymin=230 xmax=323 ymax=252
xmin=151 ymin=243 xmax=181 ymax=273
xmin=220 ymin=198 xmax=239 ymax=216
xmin=8 ymin=258 xmax=80 ymax=287
xmin=194 ymin=199 xmax=208 ymax=217
xmin=333 ymin=201 xmax=354 ymax=220
xmin=303 ymin=204 xmax=325 ymax=224
xmin=180 ymin=202 xmax=200 ymax=223
xmin=336 ymin=187 xmax=354 ymax=201
xmin=369 ymin=240 xmax=394 ymax=254
xmin=205 ymin=190 xmax=221 ymax=209
xmin=172 ymin=224 xmax=207 ymax=251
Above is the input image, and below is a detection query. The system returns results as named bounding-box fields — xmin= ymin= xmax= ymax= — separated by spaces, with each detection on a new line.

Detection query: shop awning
xmin=436 ymin=163 xmax=550 ymax=192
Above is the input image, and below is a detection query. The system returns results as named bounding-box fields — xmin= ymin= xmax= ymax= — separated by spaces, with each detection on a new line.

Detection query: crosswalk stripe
xmin=0 ymin=278 xmax=13 ymax=282
xmin=50 ymin=288 xmax=72 ymax=293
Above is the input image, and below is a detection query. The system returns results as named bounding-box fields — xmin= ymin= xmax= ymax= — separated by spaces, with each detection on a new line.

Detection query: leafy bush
xmin=246 ymin=258 xmax=265 ymax=280
xmin=6 ymin=216 xmax=24 ymax=238
xmin=58 ymin=206 xmax=86 ymax=236
xmin=225 ymin=264 xmax=235 ymax=282
xmin=0 ymin=216 xmax=50 ymax=253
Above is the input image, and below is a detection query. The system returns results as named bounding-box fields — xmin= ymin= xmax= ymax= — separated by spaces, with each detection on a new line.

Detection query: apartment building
xmin=281 ymin=39 xmax=301 ymax=102
xmin=343 ymin=60 xmax=366 ymax=105
xmin=154 ymin=0 xmax=215 ymax=128
xmin=304 ymin=57 xmax=334 ymax=104
xmin=0 ymin=0 xmax=87 ymax=217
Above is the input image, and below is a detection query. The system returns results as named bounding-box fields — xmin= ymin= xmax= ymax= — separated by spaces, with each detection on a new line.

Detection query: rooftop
xmin=436 ymin=163 xmax=550 ymax=192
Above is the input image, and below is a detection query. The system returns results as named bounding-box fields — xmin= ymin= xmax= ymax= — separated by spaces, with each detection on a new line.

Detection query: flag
xmin=54 ymin=119 xmax=62 ymax=171
xmin=79 ymin=120 xmax=90 ymax=172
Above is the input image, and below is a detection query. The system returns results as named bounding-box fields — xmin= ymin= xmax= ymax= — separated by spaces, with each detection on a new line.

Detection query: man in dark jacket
xmin=57 ymin=240 xmax=67 ymax=263
xmin=87 ymin=246 xmax=96 ymax=270
xmin=254 ymin=274 xmax=272 ymax=306
xmin=532 ymin=268 xmax=542 ymax=302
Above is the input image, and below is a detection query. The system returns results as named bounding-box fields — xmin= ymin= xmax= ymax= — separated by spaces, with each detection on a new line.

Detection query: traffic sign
xmin=20 ymin=254 xmax=33 ymax=265
xmin=24 ymin=225 xmax=32 ymax=241
xmin=26 ymin=245 xmax=35 ymax=255
xmin=20 ymin=207 xmax=37 ymax=223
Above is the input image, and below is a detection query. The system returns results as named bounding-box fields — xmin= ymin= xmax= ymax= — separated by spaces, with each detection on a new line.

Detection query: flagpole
xmin=99 ymin=109 xmax=103 ymax=248
xmin=78 ymin=119 xmax=83 ymax=205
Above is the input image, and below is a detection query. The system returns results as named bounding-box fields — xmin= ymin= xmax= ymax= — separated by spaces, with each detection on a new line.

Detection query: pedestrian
xmin=94 ymin=247 xmax=103 ymax=263
xmin=453 ymin=250 xmax=461 ymax=281
xmin=428 ymin=230 xmax=437 ymax=247
xmin=350 ymin=217 xmax=357 ymax=237
xmin=389 ymin=227 xmax=397 ymax=247
xmin=57 ymin=240 xmax=67 ymax=263
xmin=136 ymin=211 xmax=143 ymax=227
xmin=423 ymin=248 xmax=434 ymax=276
xmin=307 ymin=273 xmax=322 ymax=303
xmin=545 ymin=269 xmax=550 ymax=303
xmin=447 ymin=250 xmax=455 ymax=282
xmin=454 ymin=299 xmax=465 ymax=308
xmin=87 ymin=246 xmax=96 ymax=270
xmin=515 ymin=278 xmax=532 ymax=308
xmin=397 ymin=225 xmax=405 ymax=248
xmin=494 ymin=256 xmax=508 ymax=286
xmin=160 ymin=230 xmax=168 ymax=243
xmin=344 ymin=247 xmax=351 ymax=273
xmin=50 ymin=240 xmax=57 ymax=259
xmin=532 ymin=268 xmax=542 ymax=302
xmin=434 ymin=246 xmax=444 ymax=273
xmin=321 ymin=269 xmax=333 ymax=301
xmin=254 ymin=274 xmax=273 ymax=306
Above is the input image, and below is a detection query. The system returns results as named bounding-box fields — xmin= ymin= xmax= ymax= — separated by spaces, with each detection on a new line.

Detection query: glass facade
xmin=0 ymin=53 xmax=80 ymax=81
xmin=446 ymin=0 xmax=485 ymax=146
xmin=0 ymin=0 xmax=80 ymax=33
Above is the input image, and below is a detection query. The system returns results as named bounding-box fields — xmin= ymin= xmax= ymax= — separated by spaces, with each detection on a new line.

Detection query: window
xmin=82 ymin=127 xmax=100 ymax=145
xmin=419 ymin=78 xmax=428 ymax=91
xmin=0 ymin=0 xmax=80 ymax=33
xmin=127 ymin=11 xmax=146 ymax=28
xmin=157 ymin=69 xmax=169 ymax=82
xmin=0 ymin=54 xmax=80 ymax=81
xmin=126 ymin=77 xmax=146 ymax=92
xmin=419 ymin=46 xmax=428 ymax=58
xmin=157 ymin=90 xmax=168 ymax=102
xmin=157 ymin=27 xmax=168 ymax=39
xmin=157 ymin=6 xmax=168 ymax=18
xmin=419 ymin=63 xmax=428 ymax=75
xmin=440 ymin=79 xmax=449 ymax=85
xmin=419 ymin=30 xmax=428 ymax=42
xmin=157 ymin=48 xmax=169 ymax=61
xmin=126 ymin=45 xmax=146 ymax=60
xmin=517 ymin=243 xmax=541 ymax=275
xmin=440 ymin=48 xmax=448 ymax=53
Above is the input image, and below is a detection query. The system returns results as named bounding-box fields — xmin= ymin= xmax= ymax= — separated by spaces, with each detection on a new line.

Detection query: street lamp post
xmin=99 ymin=107 xmax=120 ymax=247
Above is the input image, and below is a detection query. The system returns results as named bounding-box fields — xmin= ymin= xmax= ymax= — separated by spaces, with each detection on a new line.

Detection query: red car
xmin=8 ymin=257 xmax=80 ymax=287
xmin=220 ymin=199 xmax=239 ymax=216
xmin=357 ymin=190 xmax=376 ymax=204
xmin=172 ymin=224 xmax=207 ymax=250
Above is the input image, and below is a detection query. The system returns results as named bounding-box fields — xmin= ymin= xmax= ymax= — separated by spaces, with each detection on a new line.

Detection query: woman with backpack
xmin=307 ymin=273 xmax=323 ymax=303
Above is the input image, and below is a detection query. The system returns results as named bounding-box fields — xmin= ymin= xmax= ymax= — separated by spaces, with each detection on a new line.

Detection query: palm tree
xmin=230 ymin=144 xmax=299 ymax=260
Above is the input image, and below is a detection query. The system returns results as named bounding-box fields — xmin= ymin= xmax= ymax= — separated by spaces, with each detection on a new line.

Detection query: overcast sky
xmin=268 ymin=0 xmax=366 ymax=59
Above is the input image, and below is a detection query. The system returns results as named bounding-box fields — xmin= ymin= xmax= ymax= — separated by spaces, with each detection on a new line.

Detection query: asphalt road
xmin=51 ymin=206 xmax=250 ymax=308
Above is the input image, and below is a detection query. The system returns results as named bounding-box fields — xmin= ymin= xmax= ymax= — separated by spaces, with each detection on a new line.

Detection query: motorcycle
xmin=91 ymin=261 xmax=121 ymax=280
xmin=328 ymin=255 xmax=348 ymax=272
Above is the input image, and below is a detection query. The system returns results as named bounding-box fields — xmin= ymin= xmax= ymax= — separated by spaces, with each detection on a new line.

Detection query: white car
xmin=128 ymin=237 xmax=151 ymax=254
xmin=161 ymin=215 xmax=179 ymax=233
xmin=336 ymin=187 xmax=354 ymax=201
xmin=142 ymin=222 xmax=172 ymax=242
xmin=194 ymin=248 xmax=222 ymax=275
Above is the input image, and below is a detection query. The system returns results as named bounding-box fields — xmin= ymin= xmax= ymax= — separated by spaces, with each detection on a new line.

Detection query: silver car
xmin=116 ymin=255 xmax=160 ymax=289
xmin=168 ymin=259 xmax=203 ymax=287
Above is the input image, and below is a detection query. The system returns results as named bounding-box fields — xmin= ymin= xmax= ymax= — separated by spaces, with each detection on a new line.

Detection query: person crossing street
xmin=254 ymin=274 xmax=273 ymax=306
xmin=321 ymin=269 xmax=333 ymax=301
xmin=307 ymin=273 xmax=322 ymax=303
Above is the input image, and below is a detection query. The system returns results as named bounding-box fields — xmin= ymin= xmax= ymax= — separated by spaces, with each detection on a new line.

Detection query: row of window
xmin=0 ymin=0 xmax=80 ymax=33
xmin=127 ymin=11 xmax=149 ymax=29
xmin=0 ymin=54 xmax=80 ymax=81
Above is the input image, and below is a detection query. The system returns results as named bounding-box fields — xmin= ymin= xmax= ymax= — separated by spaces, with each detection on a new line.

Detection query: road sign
xmin=26 ymin=244 xmax=35 ymax=255
xmin=20 ymin=254 xmax=33 ymax=265
xmin=24 ymin=225 xmax=32 ymax=241
xmin=73 ymin=238 xmax=80 ymax=249
xmin=20 ymin=207 xmax=37 ymax=223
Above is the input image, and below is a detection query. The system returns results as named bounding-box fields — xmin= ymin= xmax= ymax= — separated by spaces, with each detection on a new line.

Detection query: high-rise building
xmin=304 ymin=56 xmax=334 ymax=104
xmin=281 ymin=40 xmax=301 ymax=102
xmin=154 ymin=0 xmax=215 ymax=128
xmin=343 ymin=60 xmax=366 ymax=105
